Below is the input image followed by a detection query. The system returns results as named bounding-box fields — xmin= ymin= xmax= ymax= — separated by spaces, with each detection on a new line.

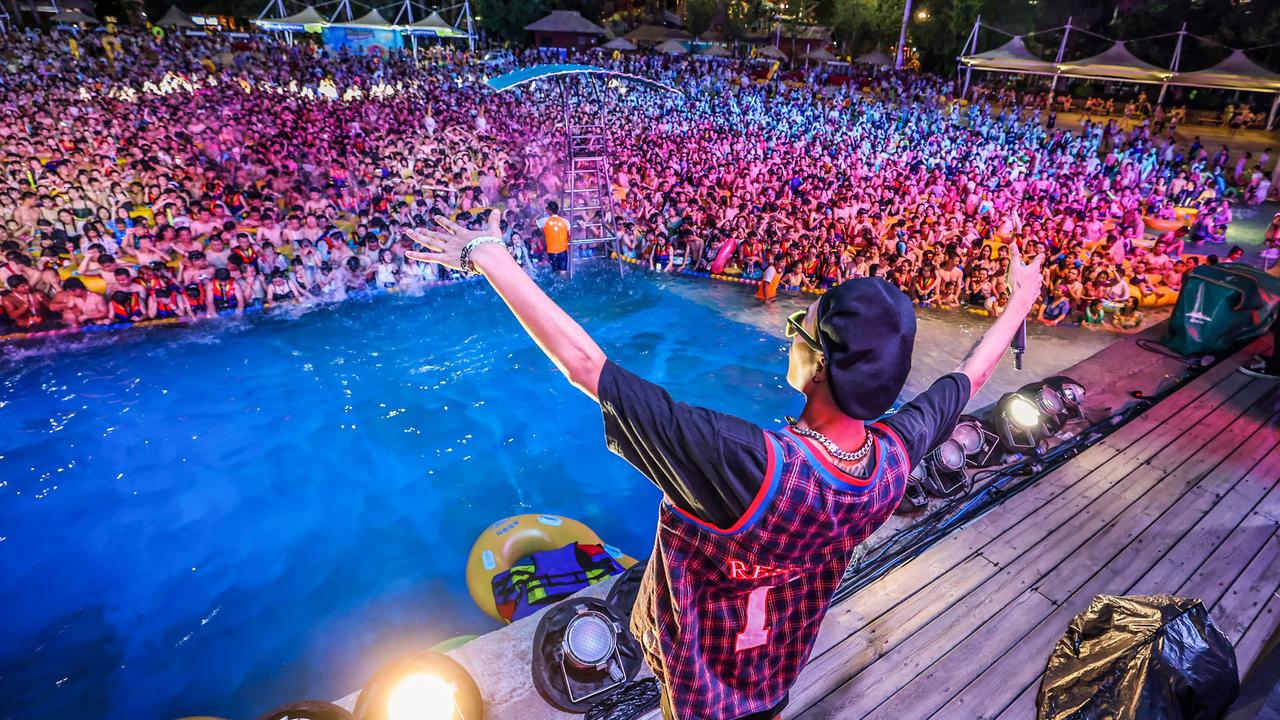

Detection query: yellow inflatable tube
xmin=466 ymin=513 xmax=636 ymax=624
xmin=58 ymin=268 xmax=107 ymax=295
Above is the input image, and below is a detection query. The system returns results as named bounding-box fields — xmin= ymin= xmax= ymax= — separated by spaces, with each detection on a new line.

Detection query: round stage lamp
xmin=563 ymin=610 xmax=619 ymax=671
xmin=949 ymin=415 xmax=1003 ymax=468
xmin=355 ymin=653 xmax=483 ymax=720
xmin=255 ymin=701 xmax=353 ymax=720
xmin=387 ymin=674 xmax=457 ymax=720
xmin=919 ymin=443 xmax=973 ymax=499
xmin=951 ymin=420 xmax=986 ymax=455
xmin=933 ymin=438 xmax=967 ymax=472
xmin=1007 ymin=394 xmax=1042 ymax=429
xmin=1029 ymin=384 xmax=1066 ymax=433
xmin=989 ymin=392 xmax=1046 ymax=453
xmin=1043 ymin=376 xmax=1086 ymax=417
xmin=1058 ymin=380 xmax=1085 ymax=408
xmin=897 ymin=464 xmax=930 ymax=513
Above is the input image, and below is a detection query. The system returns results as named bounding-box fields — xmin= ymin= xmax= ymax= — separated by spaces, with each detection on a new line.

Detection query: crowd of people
xmin=1 ymin=27 xmax=1276 ymax=339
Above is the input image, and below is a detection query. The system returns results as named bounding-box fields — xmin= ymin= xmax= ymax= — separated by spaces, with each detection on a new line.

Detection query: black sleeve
xmin=882 ymin=373 xmax=972 ymax=469
xmin=598 ymin=360 xmax=768 ymax=530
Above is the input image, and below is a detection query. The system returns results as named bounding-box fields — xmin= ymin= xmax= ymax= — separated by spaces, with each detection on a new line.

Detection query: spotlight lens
xmin=935 ymin=439 xmax=967 ymax=471
xmin=386 ymin=673 xmax=457 ymax=720
xmin=564 ymin=612 xmax=616 ymax=667
xmin=1007 ymin=395 xmax=1041 ymax=429
xmin=1061 ymin=383 xmax=1085 ymax=406
xmin=951 ymin=422 xmax=984 ymax=454
xmin=1037 ymin=386 xmax=1065 ymax=415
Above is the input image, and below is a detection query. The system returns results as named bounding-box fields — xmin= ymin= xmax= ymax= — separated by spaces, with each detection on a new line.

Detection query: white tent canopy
xmin=957 ymin=19 xmax=1280 ymax=128
xmin=960 ymin=36 xmax=1057 ymax=75
xmin=1170 ymin=49 xmax=1280 ymax=92
xmin=411 ymin=10 xmax=450 ymax=28
xmin=407 ymin=10 xmax=467 ymax=36
xmin=333 ymin=9 xmax=393 ymax=28
xmin=255 ymin=5 xmax=327 ymax=28
xmin=1056 ymin=41 xmax=1169 ymax=84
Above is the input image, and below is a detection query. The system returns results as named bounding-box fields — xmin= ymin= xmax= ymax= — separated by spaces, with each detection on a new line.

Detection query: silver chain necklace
xmin=788 ymin=420 xmax=874 ymax=463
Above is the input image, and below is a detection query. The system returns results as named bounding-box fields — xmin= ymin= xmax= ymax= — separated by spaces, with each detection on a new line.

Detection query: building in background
xmin=524 ymin=10 xmax=610 ymax=51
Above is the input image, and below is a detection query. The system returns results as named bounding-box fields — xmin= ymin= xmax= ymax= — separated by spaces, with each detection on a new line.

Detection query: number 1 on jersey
xmin=734 ymin=585 xmax=774 ymax=653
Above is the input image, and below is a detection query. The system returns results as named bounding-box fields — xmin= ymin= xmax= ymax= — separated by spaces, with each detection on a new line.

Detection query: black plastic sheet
xmin=1038 ymin=595 xmax=1239 ymax=720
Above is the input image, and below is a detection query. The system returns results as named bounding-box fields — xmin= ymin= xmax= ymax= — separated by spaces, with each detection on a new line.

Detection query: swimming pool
xmin=0 ymin=269 xmax=1115 ymax=720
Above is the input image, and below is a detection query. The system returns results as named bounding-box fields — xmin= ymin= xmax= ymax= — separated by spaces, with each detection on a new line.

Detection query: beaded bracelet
xmin=459 ymin=236 xmax=504 ymax=276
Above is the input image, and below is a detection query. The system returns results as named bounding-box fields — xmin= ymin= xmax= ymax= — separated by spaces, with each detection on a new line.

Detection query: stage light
xmin=386 ymin=674 xmax=458 ymax=720
xmin=563 ymin=610 xmax=619 ymax=670
xmin=355 ymin=653 xmax=482 ymax=720
xmin=1007 ymin=394 xmax=1042 ymax=429
xmin=255 ymin=701 xmax=353 ymax=720
xmin=989 ymin=392 xmax=1045 ymax=453
xmin=898 ymin=465 xmax=930 ymax=512
xmin=1019 ymin=377 xmax=1088 ymax=432
xmin=933 ymin=438 xmax=967 ymax=471
xmin=1043 ymin=376 xmax=1086 ymax=415
xmin=919 ymin=446 xmax=972 ymax=498
xmin=950 ymin=416 xmax=1003 ymax=467
xmin=532 ymin=598 xmax=642 ymax=712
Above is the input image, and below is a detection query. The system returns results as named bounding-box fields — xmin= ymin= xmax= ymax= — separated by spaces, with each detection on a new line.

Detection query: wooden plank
xmin=911 ymin=399 xmax=1280 ymax=712
xmin=981 ymin=371 xmax=1257 ymax=569
xmin=799 ymin=460 xmax=1173 ymax=720
xmin=1129 ymin=420 xmax=1280 ymax=600
xmin=1234 ymin=588 xmax=1280 ymax=677
xmin=994 ymin=684 xmax=1038 ymax=720
xmin=789 ymin=372 xmax=1263 ymax=716
xmin=865 ymin=589 xmax=1057 ymax=720
xmin=1211 ymin=527 xmax=1280 ymax=670
xmin=865 ymin=389 xmax=1274 ymax=712
xmin=807 ymin=349 xmax=1259 ymax=666
xmin=1045 ymin=392 xmax=1280 ymax=605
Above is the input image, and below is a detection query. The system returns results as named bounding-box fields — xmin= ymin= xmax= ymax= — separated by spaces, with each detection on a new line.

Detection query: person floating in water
xmin=407 ymin=213 xmax=1044 ymax=720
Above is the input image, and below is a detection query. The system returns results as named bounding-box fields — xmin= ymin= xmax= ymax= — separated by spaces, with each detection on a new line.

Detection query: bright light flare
xmin=1007 ymin=395 xmax=1042 ymax=429
xmin=385 ymin=673 xmax=458 ymax=720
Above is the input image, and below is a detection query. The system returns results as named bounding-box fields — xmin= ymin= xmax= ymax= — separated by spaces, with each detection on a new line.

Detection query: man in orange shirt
xmin=543 ymin=201 xmax=570 ymax=274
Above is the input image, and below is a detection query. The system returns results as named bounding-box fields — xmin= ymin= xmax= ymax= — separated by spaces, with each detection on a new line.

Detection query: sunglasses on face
xmin=785 ymin=309 xmax=823 ymax=352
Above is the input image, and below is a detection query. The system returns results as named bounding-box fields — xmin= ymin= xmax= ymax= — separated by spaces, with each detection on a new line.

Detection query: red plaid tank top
xmin=631 ymin=423 xmax=910 ymax=719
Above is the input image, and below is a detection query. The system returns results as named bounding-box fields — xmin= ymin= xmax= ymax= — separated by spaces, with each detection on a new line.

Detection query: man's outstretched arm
xmin=955 ymin=242 xmax=1044 ymax=399
xmin=406 ymin=217 xmax=606 ymax=400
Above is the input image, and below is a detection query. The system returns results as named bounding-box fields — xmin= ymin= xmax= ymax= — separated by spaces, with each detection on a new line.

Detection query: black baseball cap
xmin=816 ymin=278 xmax=916 ymax=420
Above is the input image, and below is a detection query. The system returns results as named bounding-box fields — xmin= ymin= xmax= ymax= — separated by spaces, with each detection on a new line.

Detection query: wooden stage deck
xmin=785 ymin=343 xmax=1280 ymax=719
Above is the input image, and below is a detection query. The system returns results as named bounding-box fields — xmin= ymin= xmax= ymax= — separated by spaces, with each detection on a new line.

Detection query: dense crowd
xmin=1 ymin=27 xmax=1276 ymax=338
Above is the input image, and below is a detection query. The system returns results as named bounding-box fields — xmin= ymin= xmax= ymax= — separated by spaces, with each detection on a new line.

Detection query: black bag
xmin=1038 ymin=595 xmax=1239 ymax=720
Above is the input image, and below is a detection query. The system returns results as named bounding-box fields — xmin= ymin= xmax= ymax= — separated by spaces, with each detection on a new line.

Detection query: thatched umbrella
xmin=801 ymin=47 xmax=837 ymax=63
xmin=757 ymin=44 xmax=788 ymax=61
xmin=654 ymin=39 xmax=688 ymax=55
xmin=855 ymin=50 xmax=892 ymax=67
xmin=598 ymin=36 xmax=637 ymax=51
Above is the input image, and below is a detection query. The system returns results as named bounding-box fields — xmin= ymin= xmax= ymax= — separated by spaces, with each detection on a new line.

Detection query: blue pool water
xmin=0 ymin=268 xmax=1119 ymax=720
xmin=0 ymin=269 xmax=806 ymax=720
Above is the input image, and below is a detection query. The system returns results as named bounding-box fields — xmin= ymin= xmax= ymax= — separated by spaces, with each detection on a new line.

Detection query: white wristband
xmin=459 ymin=236 xmax=503 ymax=276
